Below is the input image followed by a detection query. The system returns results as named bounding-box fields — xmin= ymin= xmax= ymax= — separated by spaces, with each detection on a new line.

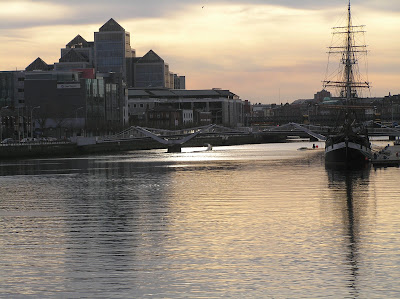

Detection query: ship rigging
xmin=323 ymin=0 xmax=372 ymax=165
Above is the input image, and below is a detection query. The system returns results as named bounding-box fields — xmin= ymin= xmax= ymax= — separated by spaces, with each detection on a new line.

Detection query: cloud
xmin=0 ymin=0 xmax=400 ymax=102
xmin=0 ymin=1 xmax=74 ymax=29
xmin=1 ymin=0 xmax=400 ymax=30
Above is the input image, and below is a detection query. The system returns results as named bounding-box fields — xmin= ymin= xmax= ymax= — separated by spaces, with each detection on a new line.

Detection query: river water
xmin=0 ymin=142 xmax=399 ymax=298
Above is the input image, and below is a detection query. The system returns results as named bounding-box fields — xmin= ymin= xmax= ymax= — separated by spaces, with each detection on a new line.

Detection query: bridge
xmin=92 ymin=122 xmax=400 ymax=152
xmin=95 ymin=124 xmax=252 ymax=152
xmin=261 ymin=122 xmax=400 ymax=141
xmin=3 ymin=122 xmax=399 ymax=158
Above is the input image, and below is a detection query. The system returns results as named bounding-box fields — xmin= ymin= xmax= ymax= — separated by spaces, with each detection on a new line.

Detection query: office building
xmin=174 ymin=74 xmax=186 ymax=90
xmin=127 ymin=88 xmax=244 ymax=128
xmin=55 ymin=35 xmax=94 ymax=71
xmin=94 ymin=18 xmax=135 ymax=85
xmin=23 ymin=70 xmax=127 ymax=137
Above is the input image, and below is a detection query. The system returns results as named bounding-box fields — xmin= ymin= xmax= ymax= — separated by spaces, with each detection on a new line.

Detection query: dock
xmin=372 ymin=142 xmax=400 ymax=166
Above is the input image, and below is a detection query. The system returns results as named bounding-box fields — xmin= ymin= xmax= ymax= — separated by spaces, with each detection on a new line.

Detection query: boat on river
xmin=323 ymin=1 xmax=372 ymax=165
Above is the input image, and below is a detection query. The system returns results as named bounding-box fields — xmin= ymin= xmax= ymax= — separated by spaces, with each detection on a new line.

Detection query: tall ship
xmin=323 ymin=1 xmax=372 ymax=164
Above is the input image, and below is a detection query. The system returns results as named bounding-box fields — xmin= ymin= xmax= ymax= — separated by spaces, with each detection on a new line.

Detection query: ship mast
xmin=345 ymin=0 xmax=352 ymax=104
xmin=323 ymin=0 xmax=370 ymax=105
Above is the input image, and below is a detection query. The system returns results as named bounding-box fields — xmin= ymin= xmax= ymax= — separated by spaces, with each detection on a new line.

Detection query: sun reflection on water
xmin=0 ymin=143 xmax=400 ymax=297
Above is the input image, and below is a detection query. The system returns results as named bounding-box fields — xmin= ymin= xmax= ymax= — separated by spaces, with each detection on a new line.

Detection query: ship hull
xmin=325 ymin=139 xmax=371 ymax=164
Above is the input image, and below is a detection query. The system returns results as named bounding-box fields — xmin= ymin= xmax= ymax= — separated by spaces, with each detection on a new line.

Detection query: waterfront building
xmin=147 ymin=106 xmax=183 ymax=129
xmin=0 ymin=72 xmax=17 ymax=107
xmin=0 ymin=71 xmax=27 ymax=139
xmin=252 ymin=104 xmax=275 ymax=118
xmin=23 ymin=70 xmax=127 ymax=138
xmin=0 ymin=17 xmax=258 ymax=138
xmin=249 ymin=104 xmax=277 ymax=126
xmin=127 ymin=88 xmax=244 ymax=128
xmin=24 ymin=70 xmax=86 ymax=138
xmin=196 ymin=110 xmax=212 ymax=126
xmin=86 ymin=72 xmax=128 ymax=135
xmin=182 ymin=109 xmax=194 ymax=126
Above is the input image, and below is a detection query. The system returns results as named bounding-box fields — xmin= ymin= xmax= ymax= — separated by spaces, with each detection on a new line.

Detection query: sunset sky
xmin=0 ymin=0 xmax=399 ymax=104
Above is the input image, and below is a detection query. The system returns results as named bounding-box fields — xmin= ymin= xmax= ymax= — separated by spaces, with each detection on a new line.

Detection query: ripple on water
xmin=0 ymin=143 xmax=400 ymax=297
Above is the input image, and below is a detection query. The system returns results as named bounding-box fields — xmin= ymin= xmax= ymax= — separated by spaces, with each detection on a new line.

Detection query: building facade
xmin=23 ymin=70 xmax=127 ymax=138
xmin=0 ymin=72 xmax=16 ymax=108
xmin=127 ymin=88 xmax=244 ymax=128
xmin=55 ymin=35 xmax=94 ymax=71
xmin=94 ymin=18 xmax=135 ymax=85
xmin=133 ymin=50 xmax=166 ymax=88
xmin=174 ymin=74 xmax=186 ymax=90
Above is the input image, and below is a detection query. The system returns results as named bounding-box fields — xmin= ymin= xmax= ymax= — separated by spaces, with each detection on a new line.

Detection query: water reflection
xmin=61 ymin=158 xmax=175 ymax=283
xmin=325 ymin=164 xmax=372 ymax=298
xmin=2 ymin=144 xmax=400 ymax=297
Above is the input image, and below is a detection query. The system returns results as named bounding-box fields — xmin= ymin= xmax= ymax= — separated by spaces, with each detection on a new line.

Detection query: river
xmin=1 ymin=142 xmax=399 ymax=298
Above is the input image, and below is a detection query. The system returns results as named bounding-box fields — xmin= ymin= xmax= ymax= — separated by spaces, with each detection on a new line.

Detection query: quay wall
xmin=77 ymin=134 xmax=264 ymax=154
xmin=0 ymin=133 xmax=266 ymax=160
xmin=0 ymin=143 xmax=77 ymax=159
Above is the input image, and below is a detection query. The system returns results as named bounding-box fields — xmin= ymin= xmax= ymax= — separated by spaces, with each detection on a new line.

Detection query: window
xmin=17 ymin=88 xmax=24 ymax=92
xmin=140 ymin=104 xmax=144 ymax=108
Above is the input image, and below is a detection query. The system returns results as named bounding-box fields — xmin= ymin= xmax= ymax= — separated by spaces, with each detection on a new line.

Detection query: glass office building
xmin=94 ymin=18 xmax=133 ymax=84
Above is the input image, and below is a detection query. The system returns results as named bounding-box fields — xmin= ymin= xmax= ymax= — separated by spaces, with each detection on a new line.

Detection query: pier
xmin=372 ymin=142 xmax=400 ymax=166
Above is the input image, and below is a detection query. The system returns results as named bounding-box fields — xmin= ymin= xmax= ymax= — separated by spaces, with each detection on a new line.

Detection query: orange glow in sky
xmin=0 ymin=1 xmax=399 ymax=104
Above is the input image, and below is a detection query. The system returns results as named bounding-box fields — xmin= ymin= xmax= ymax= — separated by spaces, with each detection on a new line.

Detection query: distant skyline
xmin=1 ymin=0 xmax=399 ymax=104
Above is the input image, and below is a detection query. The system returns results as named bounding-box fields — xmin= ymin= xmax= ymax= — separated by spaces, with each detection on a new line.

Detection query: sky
xmin=0 ymin=0 xmax=399 ymax=104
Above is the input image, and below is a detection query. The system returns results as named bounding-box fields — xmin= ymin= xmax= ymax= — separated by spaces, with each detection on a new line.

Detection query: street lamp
xmin=75 ymin=106 xmax=84 ymax=136
xmin=0 ymin=106 xmax=9 ymax=141
xmin=30 ymin=106 xmax=40 ymax=139
xmin=391 ymin=99 xmax=394 ymax=126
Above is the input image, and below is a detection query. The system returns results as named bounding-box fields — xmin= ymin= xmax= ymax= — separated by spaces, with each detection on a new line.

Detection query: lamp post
xmin=30 ymin=106 xmax=40 ymax=139
xmin=75 ymin=106 xmax=84 ymax=136
xmin=0 ymin=113 xmax=2 ymax=141
xmin=0 ymin=111 xmax=3 ymax=141
xmin=391 ymin=99 xmax=394 ymax=126
xmin=0 ymin=106 xmax=9 ymax=141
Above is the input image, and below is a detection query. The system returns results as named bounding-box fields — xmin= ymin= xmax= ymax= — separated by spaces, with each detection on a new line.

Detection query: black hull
xmin=325 ymin=145 xmax=369 ymax=164
xmin=325 ymin=134 xmax=371 ymax=166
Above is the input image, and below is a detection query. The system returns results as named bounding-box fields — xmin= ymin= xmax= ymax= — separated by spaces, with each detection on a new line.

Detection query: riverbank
xmin=0 ymin=133 xmax=267 ymax=159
